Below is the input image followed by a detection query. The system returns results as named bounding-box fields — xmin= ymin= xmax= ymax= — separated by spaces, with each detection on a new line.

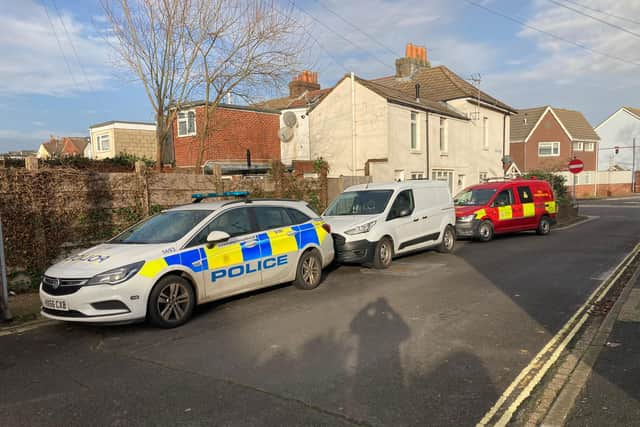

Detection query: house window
xmin=410 ymin=112 xmax=418 ymax=150
xmin=458 ymin=174 xmax=465 ymax=188
xmin=483 ymin=117 xmax=489 ymax=149
xmin=538 ymin=141 xmax=560 ymax=157
xmin=439 ymin=118 xmax=448 ymax=153
xmin=411 ymin=172 xmax=424 ymax=180
xmin=178 ymin=109 xmax=196 ymax=137
xmin=96 ymin=134 xmax=110 ymax=152
xmin=479 ymin=172 xmax=488 ymax=182
xmin=584 ymin=142 xmax=595 ymax=151
xmin=432 ymin=169 xmax=454 ymax=193
xmin=573 ymin=142 xmax=583 ymax=152
xmin=394 ymin=170 xmax=405 ymax=182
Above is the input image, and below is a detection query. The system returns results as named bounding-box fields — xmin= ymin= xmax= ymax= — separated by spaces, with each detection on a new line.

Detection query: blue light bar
xmin=191 ymin=191 xmax=250 ymax=200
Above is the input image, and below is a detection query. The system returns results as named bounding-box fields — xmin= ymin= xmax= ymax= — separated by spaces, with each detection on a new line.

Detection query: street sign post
xmin=568 ymin=158 xmax=584 ymax=202
xmin=0 ymin=213 xmax=12 ymax=322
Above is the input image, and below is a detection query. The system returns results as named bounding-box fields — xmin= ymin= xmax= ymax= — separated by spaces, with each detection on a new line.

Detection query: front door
xmin=186 ymin=207 xmax=260 ymax=299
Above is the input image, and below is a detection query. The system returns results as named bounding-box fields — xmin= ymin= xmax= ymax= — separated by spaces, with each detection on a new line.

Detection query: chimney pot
xmin=289 ymin=70 xmax=321 ymax=97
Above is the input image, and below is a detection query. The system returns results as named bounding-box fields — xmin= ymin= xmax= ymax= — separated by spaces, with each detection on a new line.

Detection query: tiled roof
xmin=511 ymin=106 xmax=600 ymax=142
xmin=372 ymin=65 xmax=515 ymax=113
xmin=63 ymin=137 xmax=89 ymax=154
xmin=624 ymin=106 xmax=640 ymax=118
xmin=41 ymin=139 xmax=64 ymax=156
xmin=354 ymin=76 xmax=468 ymax=120
xmin=253 ymin=88 xmax=332 ymax=110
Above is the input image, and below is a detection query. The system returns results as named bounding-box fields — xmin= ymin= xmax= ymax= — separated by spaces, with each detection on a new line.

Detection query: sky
xmin=1 ymin=0 xmax=639 ymax=152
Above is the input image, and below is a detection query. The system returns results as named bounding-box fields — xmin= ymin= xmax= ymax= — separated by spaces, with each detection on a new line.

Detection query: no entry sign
xmin=568 ymin=158 xmax=584 ymax=174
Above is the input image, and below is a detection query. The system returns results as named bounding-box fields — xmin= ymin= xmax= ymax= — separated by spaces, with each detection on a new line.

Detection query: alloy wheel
xmin=157 ymin=282 xmax=191 ymax=322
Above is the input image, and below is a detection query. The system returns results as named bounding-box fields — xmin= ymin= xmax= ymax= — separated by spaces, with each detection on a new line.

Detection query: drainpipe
xmin=351 ymin=72 xmax=357 ymax=175
xmin=426 ymin=113 xmax=430 ymax=178
xmin=503 ymin=114 xmax=507 ymax=176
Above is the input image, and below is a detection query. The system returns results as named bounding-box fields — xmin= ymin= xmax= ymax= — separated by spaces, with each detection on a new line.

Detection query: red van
xmin=454 ymin=178 xmax=557 ymax=242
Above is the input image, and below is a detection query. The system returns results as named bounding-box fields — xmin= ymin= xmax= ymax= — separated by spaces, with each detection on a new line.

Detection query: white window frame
xmin=584 ymin=142 xmax=595 ymax=152
xmin=177 ymin=109 xmax=197 ymax=137
xmin=479 ymin=172 xmax=488 ymax=182
xmin=410 ymin=172 xmax=424 ymax=180
xmin=579 ymin=171 xmax=593 ymax=185
xmin=538 ymin=141 xmax=560 ymax=157
xmin=482 ymin=117 xmax=489 ymax=150
xmin=410 ymin=112 xmax=419 ymax=151
xmin=432 ymin=169 xmax=454 ymax=193
xmin=96 ymin=134 xmax=110 ymax=152
xmin=573 ymin=142 xmax=583 ymax=152
xmin=439 ymin=117 xmax=448 ymax=153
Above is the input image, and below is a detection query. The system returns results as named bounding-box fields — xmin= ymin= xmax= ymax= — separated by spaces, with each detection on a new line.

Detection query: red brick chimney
xmin=396 ymin=43 xmax=430 ymax=78
xmin=288 ymin=70 xmax=320 ymax=98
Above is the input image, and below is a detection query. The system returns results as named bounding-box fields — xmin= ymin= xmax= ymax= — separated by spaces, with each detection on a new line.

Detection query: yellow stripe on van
xmin=204 ymin=242 xmax=243 ymax=270
xmin=474 ymin=209 xmax=487 ymax=220
xmin=139 ymin=258 xmax=168 ymax=278
xmin=267 ymin=227 xmax=298 ymax=255
xmin=545 ymin=201 xmax=557 ymax=214
xmin=522 ymin=203 xmax=535 ymax=218
xmin=498 ymin=205 xmax=513 ymax=220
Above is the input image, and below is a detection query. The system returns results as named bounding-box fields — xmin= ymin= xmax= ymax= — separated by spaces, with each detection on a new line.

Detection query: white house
xmin=307 ymin=44 xmax=515 ymax=194
xmin=595 ymin=107 xmax=640 ymax=171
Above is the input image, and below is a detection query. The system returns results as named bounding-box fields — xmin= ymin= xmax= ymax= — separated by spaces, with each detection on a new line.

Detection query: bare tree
xmin=103 ymin=0 xmax=305 ymax=171
xmin=102 ymin=0 xmax=203 ymax=170
xmin=187 ymin=0 xmax=305 ymax=171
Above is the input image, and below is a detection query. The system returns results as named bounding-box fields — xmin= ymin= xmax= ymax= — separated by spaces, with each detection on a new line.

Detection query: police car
xmin=40 ymin=192 xmax=334 ymax=328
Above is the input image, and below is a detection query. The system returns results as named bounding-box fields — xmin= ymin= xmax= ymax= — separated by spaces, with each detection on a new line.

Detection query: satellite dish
xmin=283 ymin=111 xmax=297 ymax=128
xmin=278 ymin=127 xmax=294 ymax=142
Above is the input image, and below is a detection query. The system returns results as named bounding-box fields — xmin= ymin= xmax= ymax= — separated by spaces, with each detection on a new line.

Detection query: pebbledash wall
xmin=0 ymin=166 xmax=326 ymax=290
xmin=172 ymin=104 xmax=281 ymax=168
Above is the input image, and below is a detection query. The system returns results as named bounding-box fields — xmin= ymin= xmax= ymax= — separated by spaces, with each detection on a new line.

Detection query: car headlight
xmin=457 ymin=214 xmax=475 ymax=223
xmin=86 ymin=261 xmax=145 ymax=286
xmin=345 ymin=220 xmax=377 ymax=235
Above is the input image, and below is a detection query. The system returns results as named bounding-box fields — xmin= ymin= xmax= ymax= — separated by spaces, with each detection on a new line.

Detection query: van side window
xmin=387 ymin=190 xmax=414 ymax=220
xmin=517 ymin=186 xmax=532 ymax=203
xmin=492 ymin=189 xmax=513 ymax=207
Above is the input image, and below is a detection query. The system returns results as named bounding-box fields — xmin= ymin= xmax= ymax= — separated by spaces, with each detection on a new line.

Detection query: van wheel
xmin=148 ymin=275 xmax=195 ymax=328
xmin=477 ymin=220 xmax=494 ymax=242
xmin=537 ymin=216 xmax=551 ymax=235
xmin=372 ymin=237 xmax=393 ymax=269
xmin=293 ymin=249 xmax=323 ymax=290
xmin=437 ymin=225 xmax=456 ymax=253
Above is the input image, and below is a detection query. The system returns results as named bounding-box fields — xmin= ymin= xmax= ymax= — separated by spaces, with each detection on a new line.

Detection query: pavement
xmin=0 ymin=196 xmax=639 ymax=426
xmin=567 ymin=264 xmax=640 ymax=426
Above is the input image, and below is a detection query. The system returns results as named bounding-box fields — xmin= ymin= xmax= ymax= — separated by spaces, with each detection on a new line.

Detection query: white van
xmin=323 ymin=180 xmax=456 ymax=269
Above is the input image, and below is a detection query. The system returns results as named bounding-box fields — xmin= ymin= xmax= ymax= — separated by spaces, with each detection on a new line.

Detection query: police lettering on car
xmin=40 ymin=192 xmax=334 ymax=328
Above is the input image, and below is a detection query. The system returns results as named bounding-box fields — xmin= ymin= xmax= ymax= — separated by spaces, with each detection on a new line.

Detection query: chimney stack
xmin=396 ymin=43 xmax=430 ymax=78
xmin=289 ymin=70 xmax=321 ymax=98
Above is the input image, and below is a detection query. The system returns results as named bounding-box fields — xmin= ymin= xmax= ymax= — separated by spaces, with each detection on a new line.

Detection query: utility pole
xmin=0 ymin=213 xmax=12 ymax=322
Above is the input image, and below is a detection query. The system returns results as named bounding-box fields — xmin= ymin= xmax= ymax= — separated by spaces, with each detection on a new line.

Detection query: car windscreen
xmin=454 ymin=188 xmax=497 ymax=206
xmin=324 ymin=190 xmax=393 ymax=216
xmin=110 ymin=210 xmax=212 ymax=244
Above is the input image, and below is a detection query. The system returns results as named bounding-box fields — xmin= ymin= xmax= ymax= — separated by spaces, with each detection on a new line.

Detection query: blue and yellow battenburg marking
xmin=138 ymin=221 xmax=328 ymax=279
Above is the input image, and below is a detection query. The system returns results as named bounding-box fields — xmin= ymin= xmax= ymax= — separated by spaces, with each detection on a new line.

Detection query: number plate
xmin=43 ymin=298 xmax=68 ymax=311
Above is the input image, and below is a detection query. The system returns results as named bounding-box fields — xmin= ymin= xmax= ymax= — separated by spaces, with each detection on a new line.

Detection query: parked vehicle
xmin=323 ymin=181 xmax=456 ymax=269
xmin=454 ymin=178 xmax=557 ymax=242
xmin=40 ymin=193 xmax=334 ymax=328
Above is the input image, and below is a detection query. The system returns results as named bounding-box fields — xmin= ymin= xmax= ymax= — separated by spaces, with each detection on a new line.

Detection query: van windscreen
xmin=454 ymin=188 xmax=496 ymax=206
xmin=324 ymin=190 xmax=394 ymax=215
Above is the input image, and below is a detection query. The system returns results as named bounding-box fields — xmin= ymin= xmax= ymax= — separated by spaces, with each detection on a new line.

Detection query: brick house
xmin=510 ymin=106 xmax=600 ymax=194
xmin=171 ymin=102 xmax=281 ymax=171
xmin=88 ymin=121 xmax=157 ymax=161
xmin=37 ymin=136 xmax=89 ymax=159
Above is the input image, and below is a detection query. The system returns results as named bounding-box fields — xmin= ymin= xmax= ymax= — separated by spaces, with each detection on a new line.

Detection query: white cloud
xmin=0 ymin=1 xmax=113 ymax=96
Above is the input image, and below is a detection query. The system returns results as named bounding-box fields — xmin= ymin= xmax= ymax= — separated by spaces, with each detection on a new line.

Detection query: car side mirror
xmin=206 ymin=230 xmax=230 ymax=247
xmin=399 ymin=208 xmax=411 ymax=217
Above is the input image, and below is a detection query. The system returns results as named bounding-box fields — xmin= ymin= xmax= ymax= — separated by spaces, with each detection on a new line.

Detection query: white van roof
xmin=344 ymin=180 xmax=449 ymax=192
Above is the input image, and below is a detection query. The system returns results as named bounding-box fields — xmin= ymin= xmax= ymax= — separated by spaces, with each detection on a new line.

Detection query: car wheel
xmin=293 ymin=249 xmax=323 ymax=290
xmin=537 ymin=216 xmax=551 ymax=235
xmin=148 ymin=275 xmax=195 ymax=328
xmin=372 ymin=237 xmax=393 ymax=269
xmin=437 ymin=225 xmax=456 ymax=253
xmin=477 ymin=220 xmax=494 ymax=242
